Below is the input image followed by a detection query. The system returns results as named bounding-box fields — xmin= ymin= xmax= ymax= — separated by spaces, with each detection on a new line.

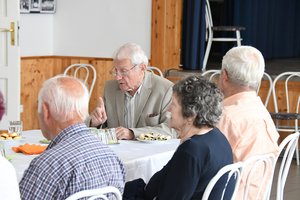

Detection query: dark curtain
xmin=181 ymin=0 xmax=206 ymax=70
xmin=181 ymin=0 xmax=300 ymax=70
xmin=225 ymin=0 xmax=300 ymax=59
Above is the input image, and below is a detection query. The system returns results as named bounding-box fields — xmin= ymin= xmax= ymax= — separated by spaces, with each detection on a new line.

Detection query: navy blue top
xmin=145 ymin=128 xmax=233 ymax=200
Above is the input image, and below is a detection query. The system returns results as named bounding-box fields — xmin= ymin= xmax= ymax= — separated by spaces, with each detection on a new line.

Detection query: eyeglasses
xmin=110 ymin=64 xmax=138 ymax=77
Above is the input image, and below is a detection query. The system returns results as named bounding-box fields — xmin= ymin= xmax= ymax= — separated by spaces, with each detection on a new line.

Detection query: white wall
xmin=20 ymin=0 xmax=152 ymax=58
xmin=20 ymin=14 xmax=53 ymax=56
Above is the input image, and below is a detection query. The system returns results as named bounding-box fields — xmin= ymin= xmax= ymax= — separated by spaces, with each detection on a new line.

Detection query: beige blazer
xmin=86 ymin=72 xmax=175 ymax=137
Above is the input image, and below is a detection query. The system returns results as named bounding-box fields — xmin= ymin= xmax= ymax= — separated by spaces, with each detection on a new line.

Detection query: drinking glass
xmin=0 ymin=143 xmax=5 ymax=157
xmin=8 ymin=121 xmax=23 ymax=136
xmin=107 ymin=128 xmax=118 ymax=144
xmin=98 ymin=129 xmax=108 ymax=144
xmin=89 ymin=127 xmax=99 ymax=137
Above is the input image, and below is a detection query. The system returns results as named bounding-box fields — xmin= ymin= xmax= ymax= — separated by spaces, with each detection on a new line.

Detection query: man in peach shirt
xmin=217 ymin=46 xmax=279 ymax=199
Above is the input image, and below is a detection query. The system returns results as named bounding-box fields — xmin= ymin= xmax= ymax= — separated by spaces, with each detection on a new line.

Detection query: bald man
xmin=19 ymin=76 xmax=125 ymax=199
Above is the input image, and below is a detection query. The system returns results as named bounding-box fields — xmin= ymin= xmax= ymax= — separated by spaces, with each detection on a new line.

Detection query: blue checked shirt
xmin=19 ymin=123 xmax=125 ymax=200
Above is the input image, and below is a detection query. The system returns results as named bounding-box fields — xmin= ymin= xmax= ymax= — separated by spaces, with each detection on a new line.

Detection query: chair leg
xmin=202 ymin=35 xmax=213 ymax=72
xmin=296 ymin=140 xmax=299 ymax=165
xmin=236 ymin=30 xmax=242 ymax=46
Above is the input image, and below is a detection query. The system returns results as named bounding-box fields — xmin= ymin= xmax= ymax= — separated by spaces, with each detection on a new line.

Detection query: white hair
xmin=113 ymin=42 xmax=149 ymax=66
xmin=221 ymin=46 xmax=265 ymax=89
xmin=38 ymin=75 xmax=89 ymax=122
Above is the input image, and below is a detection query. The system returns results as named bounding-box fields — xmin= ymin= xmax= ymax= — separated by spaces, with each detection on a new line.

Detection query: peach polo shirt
xmin=217 ymin=91 xmax=279 ymax=200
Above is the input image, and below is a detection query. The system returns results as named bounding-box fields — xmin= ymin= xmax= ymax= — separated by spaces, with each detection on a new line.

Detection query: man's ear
xmin=42 ymin=103 xmax=50 ymax=122
xmin=140 ymin=63 xmax=147 ymax=71
xmin=222 ymin=69 xmax=229 ymax=82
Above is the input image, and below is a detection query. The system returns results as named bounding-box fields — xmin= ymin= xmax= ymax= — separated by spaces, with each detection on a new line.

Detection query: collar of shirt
xmin=47 ymin=123 xmax=87 ymax=149
xmin=223 ymin=91 xmax=257 ymax=106
xmin=125 ymin=82 xmax=143 ymax=98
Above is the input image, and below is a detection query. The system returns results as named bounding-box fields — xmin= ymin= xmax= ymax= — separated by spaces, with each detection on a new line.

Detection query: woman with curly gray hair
xmin=144 ymin=75 xmax=234 ymax=200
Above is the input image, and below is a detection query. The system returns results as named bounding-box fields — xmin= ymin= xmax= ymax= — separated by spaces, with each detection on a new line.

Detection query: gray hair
xmin=113 ymin=42 xmax=149 ymax=66
xmin=222 ymin=46 xmax=265 ymax=89
xmin=38 ymin=75 xmax=89 ymax=122
xmin=173 ymin=75 xmax=223 ymax=128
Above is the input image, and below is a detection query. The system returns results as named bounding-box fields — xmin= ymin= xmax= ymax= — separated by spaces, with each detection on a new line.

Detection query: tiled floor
xmin=270 ymin=158 xmax=300 ymax=200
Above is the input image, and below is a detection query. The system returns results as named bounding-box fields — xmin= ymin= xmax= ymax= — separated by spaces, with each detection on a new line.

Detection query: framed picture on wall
xmin=20 ymin=0 xmax=30 ymax=13
xmin=30 ymin=0 xmax=41 ymax=12
xmin=40 ymin=0 xmax=56 ymax=13
xmin=20 ymin=0 xmax=56 ymax=14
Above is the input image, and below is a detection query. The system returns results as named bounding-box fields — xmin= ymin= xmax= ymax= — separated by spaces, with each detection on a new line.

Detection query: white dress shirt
xmin=0 ymin=155 xmax=20 ymax=200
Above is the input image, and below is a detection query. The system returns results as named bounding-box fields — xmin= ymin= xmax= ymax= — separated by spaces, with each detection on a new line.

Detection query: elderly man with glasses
xmin=87 ymin=43 xmax=174 ymax=140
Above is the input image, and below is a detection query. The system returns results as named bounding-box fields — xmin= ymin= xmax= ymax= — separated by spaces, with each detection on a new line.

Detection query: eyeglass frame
xmin=110 ymin=64 xmax=139 ymax=77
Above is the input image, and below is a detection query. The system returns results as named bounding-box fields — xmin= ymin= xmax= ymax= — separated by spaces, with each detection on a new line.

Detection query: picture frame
xmin=20 ymin=0 xmax=30 ymax=13
xmin=20 ymin=0 xmax=56 ymax=14
xmin=30 ymin=0 xmax=41 ymax=13
xmin=40 ymin=0 xmax=56 ymax=13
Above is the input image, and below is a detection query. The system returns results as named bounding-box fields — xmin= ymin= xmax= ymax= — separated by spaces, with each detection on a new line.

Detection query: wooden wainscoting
xmin=21 ymin=56 xmax=113 ymax=130
xmin=151 ymin=0 xmax=182 ymax=71
xmin=21 ymin=57 xmax=300 ymax=135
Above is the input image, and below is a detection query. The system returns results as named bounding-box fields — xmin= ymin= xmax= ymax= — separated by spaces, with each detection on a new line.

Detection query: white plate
xmin=0 ymin=139 xmax=21 ymax=155
xmin=136 ymin=138 xmax=170 ymax=143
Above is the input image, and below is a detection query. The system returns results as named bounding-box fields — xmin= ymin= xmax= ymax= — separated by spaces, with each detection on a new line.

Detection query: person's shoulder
xmin=28 ymin=147 xmax=57 ymax=167
xmin=67 ymin=130 xmax=120 ymax=160
xmin=178 ymin=137 xmax=202 ymax=152
xmin=148 ymin=73 xmax=173 ymax=89
xmin=153 ymin=73 xmax=173 ymax=84
xmin=208 ymin=128 xmax=230 ymax=142
xmin=181 ymin=128 xmax=225 ymax=147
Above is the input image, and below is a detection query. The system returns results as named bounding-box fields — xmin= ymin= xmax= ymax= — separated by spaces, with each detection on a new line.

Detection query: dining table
xmin=10 ymin=130 xmax=180 ymax=183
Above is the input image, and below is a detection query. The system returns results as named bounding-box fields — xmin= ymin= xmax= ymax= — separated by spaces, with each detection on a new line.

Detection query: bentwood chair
xmin=268 ymin=132 xmax=300 ymax=200
xmin=202 ymin=0 xmax=246 ymax=71
xmin=65 ymin=186 xmax=122 ymax=200
xmin=63 ymin=63 xmax=97 ymax=97
xmin=270 ymin=72 xmax=300 ymax=165
xmin=257 ymin=72 xmax=273 ymax=107
xmin=202 ymin=162 xmax=243 ymax=200
xmin=147 ymin=66 xmax=163 ymax=77
xmin=241 ymin=153 xmax=276 ymax=200
xmin=201 ymin=69 xmax=221 ymax=85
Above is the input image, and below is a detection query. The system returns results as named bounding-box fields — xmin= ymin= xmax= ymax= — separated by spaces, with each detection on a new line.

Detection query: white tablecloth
xmin=11 ymin=130 xmax=180 ymax=183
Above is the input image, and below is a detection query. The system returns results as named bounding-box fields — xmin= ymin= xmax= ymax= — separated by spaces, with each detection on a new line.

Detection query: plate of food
xmin=0 ymin=132 xmax=23 ymax=155
xmin=136 ymin=133 xmax=171 ymax=143
xmin=0 ymin=132 xmax=22 ymax=141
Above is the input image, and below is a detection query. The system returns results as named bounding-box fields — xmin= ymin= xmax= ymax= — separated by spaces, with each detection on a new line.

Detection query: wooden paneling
xmin=21 ymin=56 xmax=113 ymax=130
xmin=266 ymin=81 xmax=300 ymax=113
xmin=20 ymin=0 xmax=299 ymax=143
xmin=21 ymin=56 xmax=300 ymax=153
xmin=151 ymin=0 xmax=183 ymax=73
xmin=267 ymin=81 xmax=300 ymax=143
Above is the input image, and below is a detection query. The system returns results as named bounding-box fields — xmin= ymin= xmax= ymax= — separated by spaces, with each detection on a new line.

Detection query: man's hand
xmin=116 ymin=127 xmax=134 ymax=140
xmin=90 ymin=97 xmax=107 ymax=127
